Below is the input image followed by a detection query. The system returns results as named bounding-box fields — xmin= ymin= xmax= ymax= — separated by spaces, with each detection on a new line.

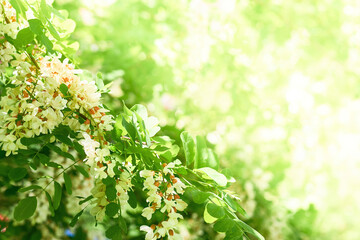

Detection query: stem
xmin=37 ymin=158 xmax=82 ymax=196
xmin=1 ymin=3 xmax=10 ymax=24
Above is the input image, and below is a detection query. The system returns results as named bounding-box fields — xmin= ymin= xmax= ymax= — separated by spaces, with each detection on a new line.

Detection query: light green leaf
xmin=195 ymin=167 xmax=227 ymax=187
xmin=204 ymin=203 xmax=217 ymax=224
xmin=180 ymin=131 xmax=196 ymax=167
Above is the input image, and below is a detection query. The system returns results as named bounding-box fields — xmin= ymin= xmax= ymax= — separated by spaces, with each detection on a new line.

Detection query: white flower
xmin=140 ymin=226 xmax=156 ymax=240
xmin=142 ymin=207 xmax=155 ymax=220
xmin=79 ymin=133 xmax=99 ymax=159
xmin=140 ymin=170 xmax=155 ymax=178
xmin=175 ymin=199 xmax=188 ymax=211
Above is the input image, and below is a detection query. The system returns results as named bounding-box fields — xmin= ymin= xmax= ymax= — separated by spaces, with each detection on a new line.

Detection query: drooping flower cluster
xmin=1 ymin=2 xmax=191 ymax=239
xmin=90 ymin=162 xmax=135 ymax=221
xmin=140 ymin=160 xmax=188 ymax=240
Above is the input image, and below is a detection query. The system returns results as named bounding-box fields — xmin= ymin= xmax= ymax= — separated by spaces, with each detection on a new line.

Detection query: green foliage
xmin=14 ymin=196 xmax=37 ymax=221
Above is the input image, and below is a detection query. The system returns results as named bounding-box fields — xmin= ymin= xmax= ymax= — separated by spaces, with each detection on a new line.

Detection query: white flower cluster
xmin=90 ymin=162 xmax=135 ymax=222
xmin=140 ymin=160 xmax=188 ymax=240
xmin=0 ymin=1 xmax=22 ymax=71
xmin=0 ymin=36 xmax=114 ymax=156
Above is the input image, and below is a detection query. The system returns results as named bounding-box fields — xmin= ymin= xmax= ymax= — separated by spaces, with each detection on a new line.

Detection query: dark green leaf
xmin=20 ymin=137 xmax=43 ymax=146
xmin=234 ymin=219 xmax=265 ymax=240
xmin=70 ymin=210 xmax=84 ymax=227
xmin=37 ymin=153 xmax=50 ymax=164
xmin=63 ymin=172 xmax=72 ymax=195
xmin=128 ymin=191 xmax=137 ymax=208
xmin=102 ymin=176 xmax=116 ymax=186
xmin=79 ymin=195 xmax=93 ymax=205
xmin=59 ymin=83 xmax=68 ymax=96
xmin=207 ymin=203 xmax=225 ymax=219
xmin=118 ymin=216 xmax=127 ymax=234
xmin=214 ymin=218 xmax=235 ymax=232
xmin=122 ymin=117 xmax=136 ymax=142
xmin=14 ymin=196 xmax=37 ymax=221
xmin=46 ymin=144 xmax=75 ymax=161
xmin=106 ymin=225 xmax=122 ymax=240
xmin=45 ymin=191 xmax=55 ymax=216
xmin=18 ymin=185 xmax=42 ymax=193
xmin=55 ymin=134 xmax=73 ymax=147
xmin=105 ymin=185 xmax=117 ymax=201
xmin=8 ymin=167 xmax=27 ymax=181
xmin=53 ymin=181 xmax=62 ymax=210
xmin=46 ymin=162 xmax=63 ymax=169
xmin=189 ymin=188 xmax=210 ymax=204
xmin=105 ymin=202 xmax=119 ymax=217
xmin=75 ymin=165 xmax=89 ymax=178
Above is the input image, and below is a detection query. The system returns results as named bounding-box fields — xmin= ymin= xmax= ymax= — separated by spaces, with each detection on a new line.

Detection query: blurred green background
xmin=54 ymin=0 xmax=360 ymax=239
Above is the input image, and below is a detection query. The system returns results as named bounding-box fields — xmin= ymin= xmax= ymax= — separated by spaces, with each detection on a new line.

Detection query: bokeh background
xmin=54 ymin=0 xmax=360 ymax=239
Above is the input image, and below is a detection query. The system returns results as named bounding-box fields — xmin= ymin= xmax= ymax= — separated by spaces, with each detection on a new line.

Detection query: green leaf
xmin=9 ymin=0 xmax=27 ymax=18
xmin=37 ymin=153 xmax=50 ymax=165
xmin=187 ymin=188 xmax=210 ymax=204
xmin=96 ymin=72 xmax=104 ymax=90
xmin=207 ymin=202 xmax=225 ymax=219
xmin=122 ymin=117 xmax=136 ymax=142
xmin=28 ymin=19 xmax=44 ymax=35
xmin=234 ymin=219 xmax=265 ymax=240
xmin=102 ymin=176 xmax=116 ymax=186
xmin=20 ymin=137 xmax=43 ymax=146
xmin=105 ymin=185 xmax=117 ymax=201
xmin=118 ymin=216 xmax=127 ymax=234
xmin=224 ymin=194 xmax=247 ymax=216
xmin=8 ymin=167 xmax=27 ymax=181
xmin=105 ymin=202 xmax=119 ymax=217
xmin=204 ymin=203 xmax=217 ymax=224
xmin=45 ymin=191 xmax=55 ymax=216
xmin=46 ymin=144 xmax=75 ymax=161
xmin=46 ymin=19 xmax=60 ymax=40
xmin=79 ymin=195 xmax=93 ymax=205
xmin=74 ymin=165 xmax=89 ymax=178
xmin=18 ymin=185 xmax=42 ymax=193
xmin=106 ymin=225 xmax=122 ymax=240
xmin=196 ymin=167 xmax=227 ymax=187
xmin=53 ymin=181 xmax=62 ymax=210
xmin=59 ymin=83 xmax=68 ymax=96
xmin=15 ymin=27 xmax=34 ymax=48
xmin=55 ymin=134 xmax=73 ymax=147
xmin=63 ymin=172 xmax=72 ymax=195
xmin=73 ymin=141 xmax=86 ymax=158
xmin=195 ymin=136 xmax=219 ymax=169
xmin=14 ymin=196 xmax=37 ymax=221
xmin=214 ymin=218 xmax=235 ymax=232
xmin=37 ymin=34 xmax=53 ymax=52
xmin=180 ymin=131 xmax=196 ymax=167
xmin=128 ymin=191 xmax=137 ymax=208
xmin=46 ymin=162 xmax=63 ymax=169
xmin=40 ymin=0 xmax=50 ymax=18
xmin=69 ymin=210 xmax=84 ymax=227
